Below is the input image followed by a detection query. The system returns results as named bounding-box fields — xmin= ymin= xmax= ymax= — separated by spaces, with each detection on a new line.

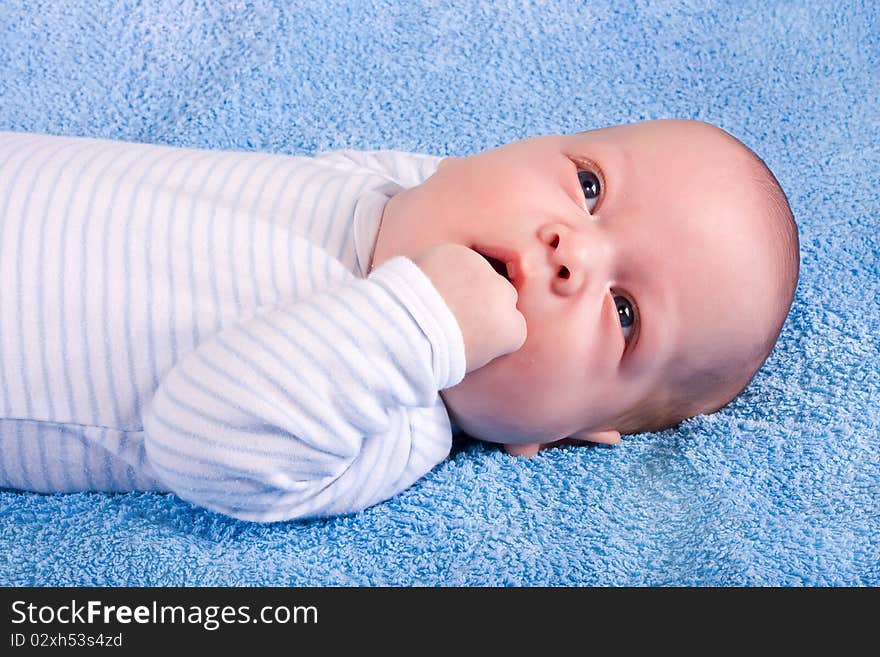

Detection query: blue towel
xmin=0 ymin=0 xmax=877 ymax=586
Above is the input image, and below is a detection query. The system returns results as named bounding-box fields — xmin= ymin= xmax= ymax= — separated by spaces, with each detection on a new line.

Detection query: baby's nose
xmin=539 ymin=223 xmax=605 ymax=297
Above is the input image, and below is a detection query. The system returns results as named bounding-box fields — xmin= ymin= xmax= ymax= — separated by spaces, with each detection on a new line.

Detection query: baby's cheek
xmin=518 ymin=331 xmax=579 ymax=384
xmin=561 ymin=325 xmax=618 ymax=384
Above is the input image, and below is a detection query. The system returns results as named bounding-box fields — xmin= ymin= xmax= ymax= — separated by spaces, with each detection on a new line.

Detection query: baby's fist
xmin=414 ymin=243 xmax=527 ymax=373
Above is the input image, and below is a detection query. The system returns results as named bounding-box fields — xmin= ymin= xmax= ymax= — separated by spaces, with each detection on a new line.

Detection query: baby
xmin=0 ymin=119 xmax=799 ymax=522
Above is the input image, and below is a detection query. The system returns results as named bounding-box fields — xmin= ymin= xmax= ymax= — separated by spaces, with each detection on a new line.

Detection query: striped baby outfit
xmin=0 ymin=132 xmax=466 ymax=521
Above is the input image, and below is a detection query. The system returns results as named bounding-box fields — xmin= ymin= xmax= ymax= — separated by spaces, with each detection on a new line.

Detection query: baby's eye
xmin=614 ymin=294 xmax=636 ymax=340
xmin=577 ymin=169 xmax=601 ymax=213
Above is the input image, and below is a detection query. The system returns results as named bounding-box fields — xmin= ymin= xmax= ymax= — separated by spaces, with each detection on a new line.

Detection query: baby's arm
xmin=142 ymin=255 xmax=465 ymax=522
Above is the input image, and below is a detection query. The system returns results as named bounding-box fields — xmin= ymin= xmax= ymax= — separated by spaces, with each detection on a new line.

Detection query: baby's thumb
xmin=480 ymin=310 xmax=526 ymax=372
xmin=509 ymin=309 xmax=527 ymax=352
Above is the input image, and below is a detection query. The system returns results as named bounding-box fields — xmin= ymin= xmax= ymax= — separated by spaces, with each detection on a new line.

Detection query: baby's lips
xmin=508 ymin=250 xmax=543 ymax=293
xmin=505 ymin=259 xmax=519 ymax=287
xmin=472 ymin=242 xmax=521 ymax=288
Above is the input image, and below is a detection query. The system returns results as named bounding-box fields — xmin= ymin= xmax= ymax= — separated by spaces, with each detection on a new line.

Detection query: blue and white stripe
xmin=0 ymin=132 xmax=465 ymax=521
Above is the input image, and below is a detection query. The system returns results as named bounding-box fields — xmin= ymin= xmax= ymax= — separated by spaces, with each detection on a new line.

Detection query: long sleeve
xmin=141 ymin=254 xmax=466 ymax=522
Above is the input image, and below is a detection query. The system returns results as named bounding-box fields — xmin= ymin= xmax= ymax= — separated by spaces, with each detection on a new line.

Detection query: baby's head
xmin=372 ymin=119 xmax=799 ymax=454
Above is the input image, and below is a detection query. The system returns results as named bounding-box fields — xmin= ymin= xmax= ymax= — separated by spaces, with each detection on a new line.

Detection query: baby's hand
xmin=504 ymin=432 xmax=620 ymax=457
xmin=504 ymin=439 xmax=587 ymax=458
xmin=413 ymin=243 xmax=527 ymax=373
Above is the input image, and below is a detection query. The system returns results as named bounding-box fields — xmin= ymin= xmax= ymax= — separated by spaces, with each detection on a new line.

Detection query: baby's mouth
xmin=484 ymin=254 xmax=511 ymax=282
xmin=474 ymin=249 xmax=511 ymax=282
xmin=471 ymin=243 xmax=524 ymax=290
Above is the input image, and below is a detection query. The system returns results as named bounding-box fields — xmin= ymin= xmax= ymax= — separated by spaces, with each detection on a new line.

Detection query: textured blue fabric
xmin=0 ymin=0 xmax=877 ymax=586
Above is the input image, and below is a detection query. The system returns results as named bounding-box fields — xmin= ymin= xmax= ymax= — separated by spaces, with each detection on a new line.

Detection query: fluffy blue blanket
xmin=0 ymin=0 xmax=877 ymax=586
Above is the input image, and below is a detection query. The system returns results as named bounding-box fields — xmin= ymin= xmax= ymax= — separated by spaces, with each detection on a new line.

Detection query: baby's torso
xmin=0 ymin=133 xmax=385 ymax=490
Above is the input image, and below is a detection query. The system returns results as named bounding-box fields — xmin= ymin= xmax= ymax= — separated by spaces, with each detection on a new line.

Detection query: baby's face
xmin=372 ymin=119 xmax=777 ymax=450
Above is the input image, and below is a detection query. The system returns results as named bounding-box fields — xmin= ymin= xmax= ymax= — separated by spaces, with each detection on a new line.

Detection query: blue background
xmin=1 ymin=0 xmax=877 ymax=585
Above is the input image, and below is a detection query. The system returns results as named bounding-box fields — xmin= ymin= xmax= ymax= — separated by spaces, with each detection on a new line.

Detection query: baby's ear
xmin=568 ymin=429 xmax=621 ymax=446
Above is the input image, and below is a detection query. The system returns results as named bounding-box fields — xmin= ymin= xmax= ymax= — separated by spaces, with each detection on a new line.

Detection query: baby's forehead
xmin=665 ymin=213 xmax=777 ymax=351
xmin=592 ymin=134 xmax=761 ymax=226
xmin=574 ymin=120 xmax=756 ymax=183
xmin=578 ymin=118 xmax=741 ymax=148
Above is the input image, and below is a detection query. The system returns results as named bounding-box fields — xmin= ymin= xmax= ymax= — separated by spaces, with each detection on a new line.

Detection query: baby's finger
xmin=510 ymin=309 xmax=527 ymax=351
xmin=504 ymin=443 xmax=541 ymax=458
